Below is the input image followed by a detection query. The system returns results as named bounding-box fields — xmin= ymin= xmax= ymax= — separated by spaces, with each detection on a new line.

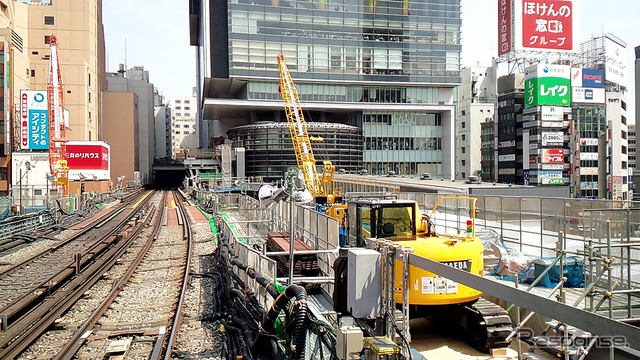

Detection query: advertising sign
xmin=580 ymin=181 xmax=598 ymax=190
xmin=524 ymin=64 xmax=570 ymax=107
xmin=539 ymin=171 xmax=563 ymax=178
xmin=66 ymin=141 xmax=111 ymax=181
xmin=541 ymin=148 xmax=564 ymax=163
xmin=540 ymin=106 xmax=564 ymax=121
xmin=580 ymin=138 xmax=598 ymax=146
xmin=3 ymin=41 xmax=9 ymax=155
xmin=581 ymin=69 xmax=604 ymax=88
xmin=580 ymin=153 xmax=598 ymax=161
xmin=498 ymin=0 xmax=513 ymax=55
xmin=498 ymin=154 xmax=516 ymax=162
xmin=522 ymin=0 xmax=573 ymax=51
xmin=604 ymin=36 xmax=626 ymax=87
xmin=529 ymin=156 xmax=538 ymax=164
xmin=570 ymin=68 xmax=582 ymax=88
xmin=20 ymin=90 xmax=49 ymax=150
xmin=542 ymin=163 xmax=564 ymax=170
xmin=580 ymin=167 xmax=598 ymax=175
xmin=542 ymin=178 xmax=565 ymax=185
xmin=499 ymin=140 xmax=516 ymax=148
xmin=542 ymin=131 xmax=564 ymax=146
xmin=572 ymin=87 xmax=605 ymax=104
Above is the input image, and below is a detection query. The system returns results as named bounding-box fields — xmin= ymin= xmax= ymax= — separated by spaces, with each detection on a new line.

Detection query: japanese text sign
xmin=498 ymin=0 xmax=512 ymax=55
xmin=522 ymin=0 xmax=572 ymax=51
xmin=20 ymin=90 xmax=49 ymax=150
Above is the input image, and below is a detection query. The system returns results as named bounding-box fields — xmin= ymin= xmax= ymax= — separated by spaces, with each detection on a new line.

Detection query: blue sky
xmin=102 ymin=0 xmax=196 ymax=97
xmin=103 ymin=1 xmax=639 ymax=117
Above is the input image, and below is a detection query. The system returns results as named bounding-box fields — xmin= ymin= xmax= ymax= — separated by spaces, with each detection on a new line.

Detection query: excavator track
xmin=460 ymin=297 xmax=514 ymax=350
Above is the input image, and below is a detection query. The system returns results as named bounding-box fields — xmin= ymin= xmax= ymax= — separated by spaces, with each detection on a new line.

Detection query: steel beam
xmin=405 ymin=252 xmax=640 ymax=351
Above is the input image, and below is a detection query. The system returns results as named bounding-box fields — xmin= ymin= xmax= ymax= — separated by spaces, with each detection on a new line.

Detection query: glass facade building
xmin=190 ymin=0 xmax=460 ymax=179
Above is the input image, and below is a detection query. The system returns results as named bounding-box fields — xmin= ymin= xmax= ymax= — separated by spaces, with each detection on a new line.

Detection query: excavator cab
xmin=345 ymin=199 xmax=419 ymax=247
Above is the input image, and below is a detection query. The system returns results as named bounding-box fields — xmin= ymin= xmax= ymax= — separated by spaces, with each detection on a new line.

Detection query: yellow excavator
xmin=343 ymin=196 xmax=512 ymax=350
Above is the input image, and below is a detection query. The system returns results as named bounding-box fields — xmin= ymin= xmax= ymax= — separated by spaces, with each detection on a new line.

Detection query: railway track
xmin=4 ymin=190 xmax=194 ymax=360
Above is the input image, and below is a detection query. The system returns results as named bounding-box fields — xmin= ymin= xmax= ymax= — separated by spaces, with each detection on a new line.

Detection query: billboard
xmin=542 ymin=178 xmax=565 ymax=185
xmin=604 ymin=36 xmax=626 ymax=87
xmin=524 ymin=64 xmax=570 ymax=107
xmin=498 ymin=0 xmax=513 ymax=55
xmin=581 ymin=69 xmax=604 ymax=88
xmin=572 ymin=87 xmax=605 ymax=104
xmin=542 ymin=131 xmax=563 ymax=146
xmin=540 ymin=106 xmax=564 ymax=121
xmin=538 ymin=171 xmax=563 ymax=178
xmin=66 ymin=141 xmax=111 ymax=181
xmin=541 ymin=148 xmax=564 ymax=163
xmin=521 ymin=0 xmax=573 ymax=51
xmin=19 ymin=90 xmax=49 ymax=150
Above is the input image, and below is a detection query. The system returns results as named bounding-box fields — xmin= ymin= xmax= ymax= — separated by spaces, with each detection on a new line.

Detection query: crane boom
xmin=277 ymin=54 xmax=340 ymax=202
xmin=48 ymin=35 xmax=69 ymax=195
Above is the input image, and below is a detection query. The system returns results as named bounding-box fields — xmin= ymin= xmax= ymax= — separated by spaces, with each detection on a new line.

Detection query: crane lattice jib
xmin=48 ymin=35 xmax=68 ymax=195
xmin=277 ymin=54 xmax=324 ymax=196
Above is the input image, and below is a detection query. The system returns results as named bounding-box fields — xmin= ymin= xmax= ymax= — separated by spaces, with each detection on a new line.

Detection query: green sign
xmin=200 ymin=173 xmax=222 ymax=179
xmin=524 ymin=64 xmax=571 ymax=108
xmin=542 ymin=178 xmax=565 ymax=185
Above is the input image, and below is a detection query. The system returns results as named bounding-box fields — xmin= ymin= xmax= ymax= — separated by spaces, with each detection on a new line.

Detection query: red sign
xmin=542 ymin=149 xmax=564 ymax=163
xmin=66 ymin=144 xmax=109 ymax=170
xmin=522 ymin=0 xmax=572 ymax=50
xmin=498 ymin=0 xmax=512 ymax=55
xmin=529 ymin=156 xmax=537 ymax=164
xmin=21 ymin=93 xmax=28 ymax=119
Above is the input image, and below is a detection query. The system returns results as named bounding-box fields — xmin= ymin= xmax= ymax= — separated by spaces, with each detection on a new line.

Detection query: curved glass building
xmin=227 ymin=122 xmax=362 ymax=180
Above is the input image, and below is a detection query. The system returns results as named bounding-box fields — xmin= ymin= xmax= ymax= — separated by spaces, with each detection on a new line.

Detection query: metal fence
xmin=394 ymin=192 xmax=640 ymax=292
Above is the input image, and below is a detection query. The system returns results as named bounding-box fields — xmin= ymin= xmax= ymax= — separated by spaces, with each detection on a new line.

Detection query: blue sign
xmin=584 ymin=89 xmax=593 ymax=100
xmin=28 ymin=109 xmax=49 ymax=149
xmin=582 ymin=69 xmax=603 ymax=88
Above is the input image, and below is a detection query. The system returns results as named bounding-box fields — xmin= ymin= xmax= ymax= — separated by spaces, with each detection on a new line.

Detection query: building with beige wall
xmin=102 ymin=91 xmax=136 ymax=186
xmin=23 ymin=0 xmax=104 ymax=142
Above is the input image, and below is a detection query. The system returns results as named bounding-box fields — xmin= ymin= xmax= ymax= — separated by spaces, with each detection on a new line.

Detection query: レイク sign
xmin=524 ymin=64 xmax=570 ymax=107
xmin=522 ymin=0 xmax=573 ymax=50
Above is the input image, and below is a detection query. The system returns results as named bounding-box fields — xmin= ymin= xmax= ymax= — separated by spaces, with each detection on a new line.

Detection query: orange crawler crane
xmin=47 ymin=35 xmax=69 ymax=195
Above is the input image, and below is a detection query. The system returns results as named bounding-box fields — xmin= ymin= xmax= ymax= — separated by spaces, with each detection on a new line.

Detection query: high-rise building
xmin=24 ymin=0 xmax=105 ymax=142
xmin=457 ymin=66 xmax=497 ymax=180
xmin=165 ymin=96 xmax=198 ymax=159
xmin=580 ymin=34 xmax=629 ymax=200
xmin=153 ymin=92 xmax=172 ymax=161
xmin=496 ymin=73 xmax=524 ymax=184
xmin=106 ymin=66 xmax=155 ymax=184
xmin=189 ymin=0 xmax=461 ymax=179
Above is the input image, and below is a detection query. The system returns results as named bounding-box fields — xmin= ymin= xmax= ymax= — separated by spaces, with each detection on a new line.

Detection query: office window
xmin=176 ymin=100 xmax=181 ymax=103
xmin=184 ymin=100 xmax=190 ymax=104
xmin=30 ymin=69 xmax=35 ymax=77
xmin=462 ymin=147 xmax=466 ymax=154
xmin=44 ymin=35 xmax=51 ymax=44
xmin=44 ymin=16 xmax=54 ymax=25
xmin=461 ymin=122 xmax=466 ymax=129
xmin=184 ymin=106 xmax=190 ymax=110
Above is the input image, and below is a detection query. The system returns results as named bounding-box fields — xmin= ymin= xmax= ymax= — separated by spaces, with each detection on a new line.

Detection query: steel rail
xmin=53 ymin=195 xmax=165 ymax=360
xmin=0 ymin=192 xmax=155 ymax=359
xmin=163 ymin=190 xmax=193 ymax=360
xmin=0 ymin=191 xmax=150 ymax=325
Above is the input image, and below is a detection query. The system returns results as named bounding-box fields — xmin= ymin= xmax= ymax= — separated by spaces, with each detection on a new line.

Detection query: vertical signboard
xmin=3 ymin=41 xmax=9 ymax=155
xmin=604 ymin=36 xmax=626 ymax=87
xmin=19 ymin=90 xmax=49 ymax=150
xmin=524 ymin=64 xmax=571 ymax=107
xmin=498 ymin=0 xmax=513 ymax=55
xmin=522 ymin=0 xmax=573 ymax=51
